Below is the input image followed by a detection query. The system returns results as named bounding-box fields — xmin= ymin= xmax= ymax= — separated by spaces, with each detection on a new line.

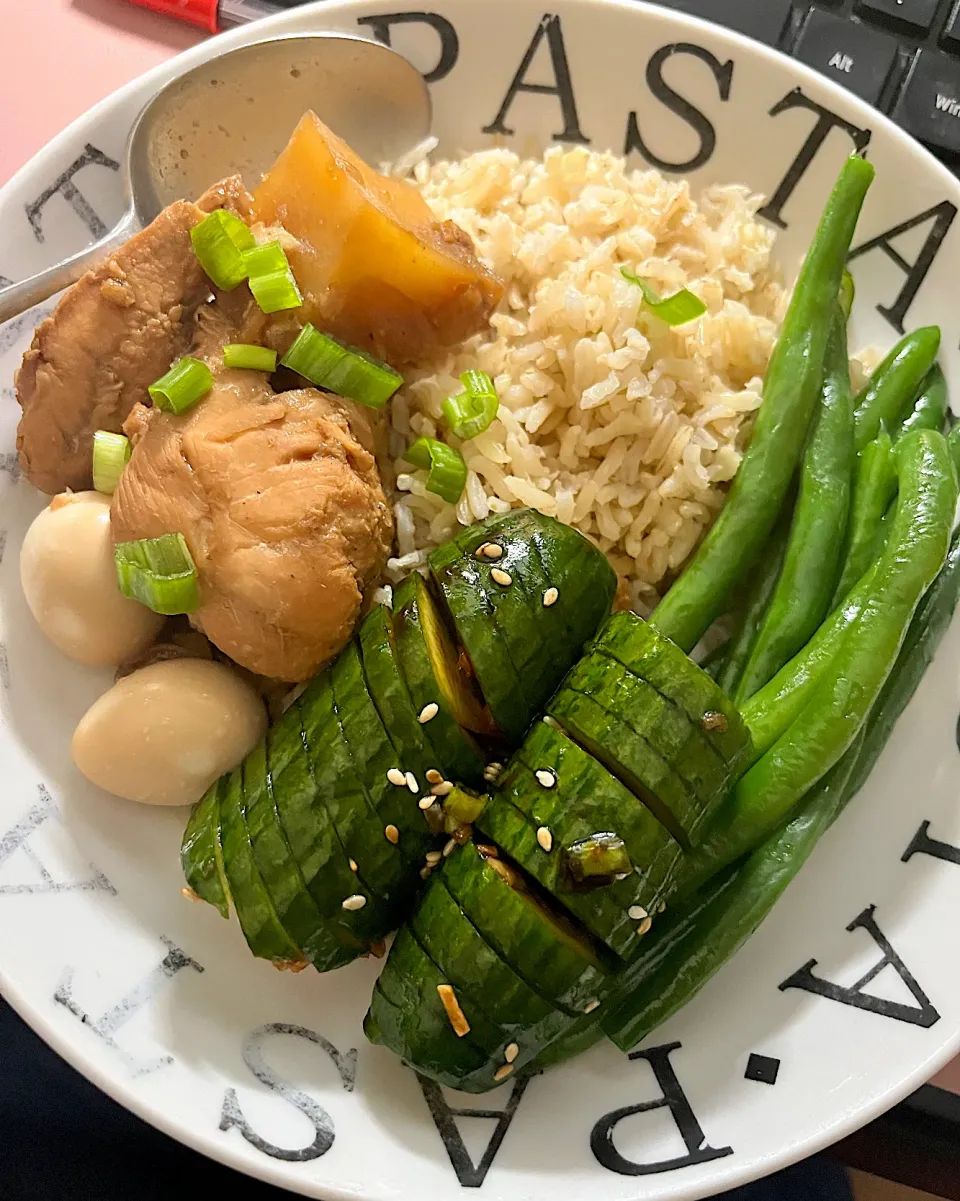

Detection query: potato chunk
xmin=252 ymin=111 xmax=503 ymax=363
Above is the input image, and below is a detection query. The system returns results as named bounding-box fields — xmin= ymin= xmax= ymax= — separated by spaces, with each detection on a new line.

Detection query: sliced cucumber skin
xmin=442 ymin=842 xmax=608 ymax=1016
xmin=329 ymin=643 xmax=426 ymax=890
xmin=547 ymin=686 xmax=706 ymax=847
xmin=358 ymin=604 xmax=438 ymax=787
xmin=367 ymin=927 xmax=494 ymax=1089
xmin=411 ymin=876 xmax=575 ymax=1077
xmin=266 ymin=689 xmax=370 ymax=968
xmin=562 ymin=650 xmax=731 ymax=803
xmin=429 ymin=509 xmax=617 ymax=743
xmin=333 ymin=639 xmax=438 ymax=869
xmin=218 ymin=765 xmax=303 ymax=964
xmin=297 ymin=678 xmax=405 ymax=940
xmin=181 ymin=778 xmax=229 ymax=918
xmin=392 ymin=574 xmax=486 ymax=787
xmin=482 ymin=723 xmax=682 ymax=960
xmin=591 ymin=614 xmax=753 ymax=773
xmin=242 ymin=734 xmax=347 ymax=969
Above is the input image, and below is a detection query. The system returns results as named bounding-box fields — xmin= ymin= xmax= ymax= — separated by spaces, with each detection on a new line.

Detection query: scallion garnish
xmin=442 ymin=370 xmax=499 ymax=440
xmin=404 ymin=437 xmax=467 ymax=504
xmin=190 ymin=210 xmax=256 ymax=291
xmin=564 ymin=833 xmax=633 ymax=888
xmin=443 ymin=785 xmax=487 ymax=827
xmin=280 ymin=323 xmax=403 ymax=409
xmin=92 ymin=431 xmax=131 ymax=495
xmin=243 ymin=241 xmax=303 ymax=313
xmin=114 ymin=533 xmax=200 ymax=615
xmin=223 ymin=343 xmax=278 ymax=372
xmin=620 ymin=267 xmax=707 ymax=326
xmin=148 ymin=357 xmax=213 ymax=415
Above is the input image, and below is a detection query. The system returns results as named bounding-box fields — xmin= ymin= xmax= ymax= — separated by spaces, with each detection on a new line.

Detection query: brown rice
xmin=385 ymin=145 xmax=865 ymax=611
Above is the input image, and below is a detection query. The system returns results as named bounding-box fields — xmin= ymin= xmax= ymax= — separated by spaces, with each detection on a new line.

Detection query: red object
xmin=124 ymin=0 xmax=220 ymax=33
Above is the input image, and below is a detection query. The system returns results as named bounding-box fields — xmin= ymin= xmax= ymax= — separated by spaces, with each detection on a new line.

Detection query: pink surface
xmin=4 ymin=0 xmax=960 ymax=1108
xmin=0 ymin=0 xmax=202 ymax=185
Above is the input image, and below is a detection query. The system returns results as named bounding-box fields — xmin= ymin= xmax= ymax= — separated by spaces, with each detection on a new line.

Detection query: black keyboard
xmin=653 ymin=0 xmax=960 ymax=163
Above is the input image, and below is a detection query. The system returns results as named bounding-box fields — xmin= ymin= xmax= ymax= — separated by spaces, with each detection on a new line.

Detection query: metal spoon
xmin=0 ymin=32 xmax=432 ymax=325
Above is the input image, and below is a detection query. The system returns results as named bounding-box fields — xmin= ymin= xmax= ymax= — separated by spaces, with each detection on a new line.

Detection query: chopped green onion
xmin=92 ymin=431 xmax=130 ymax=495
xmin=243 ymin=241 xmax=303 ymax=313
xmin=114 ymin=533 xmax=200 ymax=615
xmin=442 ymin=370 xmax=499 ymax=440
xmin=564 ymin=833 xmax=633 ymax=888
xmin=223 ymin=343 xmax=278 ymax=372
xmin=620 ymin=267 xmax=707 ymax=326
xmin=190 ymin=210 xmax=255 ymax=291
xmin=443 ymin=785 xmax=488 ymax=828
xmin=404 ymin=437 xmax=467 ymax=504
xmin=148 ymin=357 xmax=213 ymax=415
xmin=280 ymin=323 xmax=403 ymax=409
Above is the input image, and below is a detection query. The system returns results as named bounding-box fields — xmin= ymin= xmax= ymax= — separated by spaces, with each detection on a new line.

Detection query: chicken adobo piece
xmin=15 ymin=112 xmax=503 ymax=682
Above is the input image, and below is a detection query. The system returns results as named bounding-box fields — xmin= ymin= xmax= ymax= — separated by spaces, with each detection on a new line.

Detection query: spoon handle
xmin=0 ymin=207 xmax=139 ymax=326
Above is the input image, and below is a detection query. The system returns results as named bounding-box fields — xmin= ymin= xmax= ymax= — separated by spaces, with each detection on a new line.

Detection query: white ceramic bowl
xmin=3 ymin=2 xmax=960 ymax=1198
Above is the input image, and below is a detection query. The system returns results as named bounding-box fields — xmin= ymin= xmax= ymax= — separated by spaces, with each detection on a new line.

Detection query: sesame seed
xmin=491 ymin=568 xmax=512 ymax=587
xmin=636 ymin=916 xmax=653 ymax=937
xmin=483 ymin=761 xmax=503 ymax=782
xmin=493 ymin=1064 xmax=514 ymax=1082
xmin=385 ymin=825 xmax=400 ymax=845
xmin=535 ymin=769 xmax=556 ymax=789
xmin=437 ymin=984 xmax=471 ymax=1037
xmin=387 ymin=768 xmax=406 ymax=787
xmin=628 ymin=904 xmax=648 ymax=921
xmin=543 ymin=586 xmax=559 ymax=607
xmin=443 ymin=838 xmax=457 ymax=858
xmin=477 ymin=542 xmax=503 ymax=560
xmin=658 ymin=902 xmax=667 ymax=914
xmin=419 ymin=795 xmax=436 ymax=810
xmin=419 ymin=702 xmax=439 ymax=724
xmin=420 ymin=866 xmax=432 ymax=880
xmin=426 ymin=850 xmax=443 ymax=865
xmin=432 ymin=780 xmax=454 ymax=796
xmin=537 ymin=826 xmax=553 ymax=852
xmin=349 ymin=859 xmax=358 ymax=872
xmin=426 ymin=769 xmax=443 ymax=784
xmin=405 ymin=771 xmax=419 ymax=793
xmin=583 ymin=999 xmax=600 ymax=1014
xmin=504 ymin=1042 xmax=519 ymax=1063
xmin=342 ymin=894 xmax=366 ymax=911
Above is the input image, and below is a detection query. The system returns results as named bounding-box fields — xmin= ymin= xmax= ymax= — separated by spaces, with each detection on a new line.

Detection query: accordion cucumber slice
xmin=442 ymin=842 xmax=609 ymax=1016
xmin=429 ymin=509 xmax=617 ymax=742
xmin=393 ymin=573 xmax=487 ymax=788
xmin=591 ymin=613 xmax=753 ymax=772
xmin=479 ymin=722 xmax=682 ymax=960
xmin=181 ymin=777 xmax=230 ymax=918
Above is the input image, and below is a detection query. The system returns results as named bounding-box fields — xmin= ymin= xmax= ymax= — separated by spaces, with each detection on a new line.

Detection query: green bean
xmin=900 ymin=364 xmax=948 ymax=437
xmin=830 ymin=430 xmax=897 ymax=606
xmin=716 ymin=515 xmax=791 ymax=696
xmin=853 ymin=327 xmax=941 ymax=451
xmin=682 ymin=429 xmax=956 ymax=895
xmin=839 ymin=268 xmax=856 ymax=320
xmin=650 ymin=155 xmax=875 ymax=652
xmin=734 ymin=306 xmax=855 ymax=701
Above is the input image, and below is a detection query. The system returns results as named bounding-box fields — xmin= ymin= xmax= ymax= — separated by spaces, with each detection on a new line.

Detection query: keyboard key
xmin=659 ymin=0 xmax=793 ymax=46
xmin=857 ymin=0 xmax=940 ymax=32
xmin=893 ymin=49 xmax=960 ymax=153
xmin=795 ymin=11 xmax=898 ymax=104
xmin=942 ymin=4 xmax=960 ymax=47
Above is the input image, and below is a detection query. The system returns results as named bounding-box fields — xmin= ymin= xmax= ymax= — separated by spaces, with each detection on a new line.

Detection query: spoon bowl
xmin=0 ymin=32 xmax=432 ymax=324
